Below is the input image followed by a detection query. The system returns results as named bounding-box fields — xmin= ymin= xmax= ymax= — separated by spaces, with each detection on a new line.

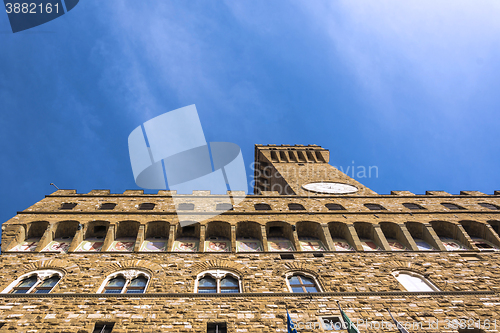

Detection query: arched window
xmin=60 ymin=203 xmax=77 ymax=210
xmin=392 ymin=271 xmax=439 ymax=292
xmin=177 ymin=203 xmax=195 ymax=210
xmin=325 ymin=203 xmax=345 ymax=211
xmin=99 ymin=203 xmax=116 ymax=210
xmin=216 ymin=203 xmax=233 ymax=211
xmin=441 ymin=203 xmax=465 ymax=210
xmin=2 ymin=270 xmax=63 ymax=294
xmin=254 ymin=203 xmax=271 ymax=211
xmin=220 ymin=276 xmax=239 ymax=293
xmin=198 ymin=276 xmax=217 ymax=293
xmin=195 ymin=270 xmax=241 ymax=294
xmin=98 ymin=270 xmax=150 ymax=294
xmin=286 ymin=273 xmax=321 ymax=293
xmin=103 ymin=276 xmax=126 ymax=294
xmin=288 ymin=203 xmax=305 ymax=211
xmin=364 ymin=203 xmax=386 ymax=210
xmin=138 ymin=203 xmax=155 ymax=210
xmin=478 ymin=203 xmax=500 ymax=210
xmin=402 ymin=203 xmax=425 ymax=210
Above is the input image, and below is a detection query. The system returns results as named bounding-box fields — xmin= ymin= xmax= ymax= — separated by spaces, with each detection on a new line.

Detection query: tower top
xmin=254 ymin=144 xmax=376 ymax=196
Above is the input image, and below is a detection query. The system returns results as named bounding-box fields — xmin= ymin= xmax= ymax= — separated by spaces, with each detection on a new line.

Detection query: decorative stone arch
xmin=191 ymin=259 xmax=245 ymax=278
xmin=379 ymin=260 xmax=427 ymax=275
xmin=53 ymin=220 xmax=80 ymax=239
xmin=379 ymin=221 xmax=417 ymax=250
xmin=296 ymin=221 xmax=328 ymax=251
xmin=19 ymin=258 xmax=79 ymax=275
xmin=459 ymin=220 xmax=500 ymax=249
xmin=430 ymin=220 xmax=475 ymax=250
xmin=100 ymin=260 xmax=161 ymax=275
xmin=115 ymin=220 xmax=140 ymax=239
xmin=236 ymin=220 xmax=263 ymax=241
xmin=379 ymin=260 xmax=440 ymax=291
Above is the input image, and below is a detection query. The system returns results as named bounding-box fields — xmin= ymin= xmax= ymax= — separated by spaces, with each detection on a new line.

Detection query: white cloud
xmin=298 ymin=0 xmax=500 ymax=119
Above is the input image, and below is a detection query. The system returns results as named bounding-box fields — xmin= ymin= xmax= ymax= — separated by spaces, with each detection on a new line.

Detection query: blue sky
xmin=1 ymin=0 xmax=500 ymax=228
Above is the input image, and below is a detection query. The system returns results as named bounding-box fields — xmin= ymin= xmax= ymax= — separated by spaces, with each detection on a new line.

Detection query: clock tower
xmin=253 ymin=144 xmax=377 ymax=196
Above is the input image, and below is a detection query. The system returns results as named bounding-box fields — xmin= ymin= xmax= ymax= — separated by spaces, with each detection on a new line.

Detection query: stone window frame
xmin=284 ymin=271 xmax=323 ymax=293
xmin=1 ymin=269 xmax=64 ymax=294
xmin=194 ymin=269 xmax=242 ymax=294
xmin=391 ymin=270 xmax=440 ymax=292
xmin=97 ymin=269 xmax=151 ymax=294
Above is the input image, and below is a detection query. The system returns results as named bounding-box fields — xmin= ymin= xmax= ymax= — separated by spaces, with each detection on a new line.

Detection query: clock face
xmin=302 ymin=182 xmax=358 ymax=194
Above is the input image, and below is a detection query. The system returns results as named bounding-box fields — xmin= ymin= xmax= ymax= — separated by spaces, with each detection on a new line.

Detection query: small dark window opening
xmin=479 ymin=203 xmax=500 ymax=210
xmin=325 ymin=203 xmax=345 ymax=211
xmin=207 ymin=322 xmax=227 ymax=333
xmin=94 ymin=226 xmax=107 ymax=234
xmin=280 ymin=254 xmax=295 ymax=260
xmin=254 ymin=203 xmax=271 ymax=210
xmin=288 ymin=203 xmax=305 ymax=210
xmin=313 ymin=253 xmax=324 ymax=258
xmin=364 ymin=203 xmax=386 ymax=210
xmin=0 ymin=323 xmax=4 ymax=328
xmin=441 ymin=203 xmax=465 ymax=210
xmin=403 ymin=203 xmax=425 ymax=210
xmin=93 ymin=322 xmax=115 ymax=333
xmin=178 ymin=203 xmax=195 ymax=210
xmin=60 ymin=203 xmax=77 ymax=210
xmin=216 ymin=203 xmax=233 ymax=211
xmin=139 ymin=203 xmax=155 ymax=210
xmin=99 ymin=203 xmax=116 ymax=210
xmin=182 ymin=226 xmax=195 ymax=235
xmin=321 ymin=316 xmax=344 ymax=331
xmin=268 ymin=226 xmax=283 ymax=236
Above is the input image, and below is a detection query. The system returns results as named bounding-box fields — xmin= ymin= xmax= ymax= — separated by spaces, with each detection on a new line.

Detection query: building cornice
xmin=0 ymin=290 xmax=495 ymax=299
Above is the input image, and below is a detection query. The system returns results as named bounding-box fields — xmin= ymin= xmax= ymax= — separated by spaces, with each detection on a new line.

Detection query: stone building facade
xmin=0 ymin=144 xmax=499 ymax=332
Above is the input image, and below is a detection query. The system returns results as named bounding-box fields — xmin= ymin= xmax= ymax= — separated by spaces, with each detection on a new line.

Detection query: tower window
xmin=288 ymin=203 xmax=305 ymax=211
xmin=478 ymin=203 xmax=500 ymax=210
xmin=254 ymin=203 xmax=271 ymax=210
xmin=325 ymin=203 xmax=345 ymax=211
xmin=364 ymin=203 xmax=386 ymax=210
xmin=60 ymin=203 xmax=77 ymax=210
xmin=99 ymin=203 xmax=116 ymax=210
xmin=402 ymin=203 xmax=425 ymax=210
xmin=93 ymin=323 xmax=115 ymax=333
xmin=138 ymin=203 xmax=155 ymax=210
xmin=178 ymin=203 xmax=195 ymax=210
xmin=287 ymin=274 xmax=320 ymax=293
xmin=207 ymin=323 xmax=227 ymax=333
xmin=216 ymin=203 xmax=233 ymax=211
xmin=441 ymin=203 xmax=465 ymax=210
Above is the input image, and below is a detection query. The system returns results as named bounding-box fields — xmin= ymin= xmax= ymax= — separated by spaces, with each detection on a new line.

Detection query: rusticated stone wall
xmin=0 ymin=251 xmax=498 ymax=332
